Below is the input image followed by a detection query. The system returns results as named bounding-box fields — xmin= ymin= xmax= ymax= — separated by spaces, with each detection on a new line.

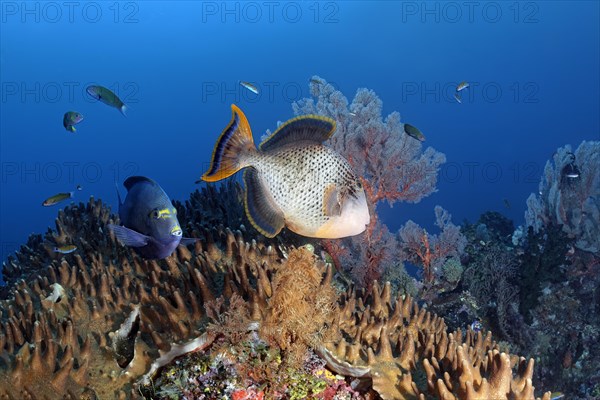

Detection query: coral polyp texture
xmin=1 ymin=197 xmax=551 ymax=399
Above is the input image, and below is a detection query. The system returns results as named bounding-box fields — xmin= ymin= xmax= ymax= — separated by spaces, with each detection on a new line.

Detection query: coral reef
xmin=318 ymin=281 xmax=549 ymax=400
xmin=397 ymin=206 xmax=467 ymax=299
xmin=0 ymin=197 xmax=282 ymax=398
xmin=292 ymin=76 xmax=446 ymax=288
xmin=437 ymin=206 xmax=600 ymax=399
xmin=525 ymin=141 xmax=600 ymax=255
xmin=259 ymin=248 xmax=338 ymax=366
xmin=462 ymin=244 xmax=525 ymax=346
xmin=0 ymin=197 xmax=553 ymax=399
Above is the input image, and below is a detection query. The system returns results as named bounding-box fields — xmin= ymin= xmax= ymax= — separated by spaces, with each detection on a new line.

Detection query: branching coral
xmin=292 ymin=76 xmax=446 ymax=288
xmin=0 ymin=196 xmax=553 ymax=400
xmin=525 ymin=141 xmax=600 ymax=255
xmin=0 ymin=198 xmax=283 ymax=399
xmin=318 ymin=281 xmax=551 ymax=400
xmin=398 ymin=206 xmax=466 ymax=296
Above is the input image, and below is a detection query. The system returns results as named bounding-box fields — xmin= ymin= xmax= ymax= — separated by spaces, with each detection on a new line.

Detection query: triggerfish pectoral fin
xmin=323 ymin=183 xmax=342 ymax=217
xmin=108 ymin=224 xmax=151 ymax=247
xmin=243 ymin=168 xmax=285 ymax=238
xmin=202 ymin=104 xmax=256 ymax=182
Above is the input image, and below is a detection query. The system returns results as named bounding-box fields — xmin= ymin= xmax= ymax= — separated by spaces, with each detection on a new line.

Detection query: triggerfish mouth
xmin=201 ymin=104 xmax=370 ymax=239
xmin=108 ymin=176 xmax=196 ymax=259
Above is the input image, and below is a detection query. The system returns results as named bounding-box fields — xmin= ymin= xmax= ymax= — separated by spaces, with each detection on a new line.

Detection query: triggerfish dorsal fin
xmin=123 ymin=176 xmax=156 ymax=191
xmin=243 ymin=168 xmax=285 ymax=238
xmin=202 ymin=104 xmax=256 ymax=182
xmin=259 ymin=115 xmax=336 ymax=152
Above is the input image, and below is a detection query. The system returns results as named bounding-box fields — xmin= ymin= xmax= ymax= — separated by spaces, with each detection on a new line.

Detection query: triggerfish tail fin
xmin=259 ymin=114 xmax=336 ymax=151
xmin=243 ymin=168 xmax=285 ymax=238
xmin=202 ymin=104 xmax=256 ymax=182
xmin=120 ymin=104 xmax=127 ymax=117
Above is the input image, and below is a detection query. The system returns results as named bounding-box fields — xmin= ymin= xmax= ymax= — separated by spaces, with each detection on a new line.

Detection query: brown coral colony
xmin=0 ymin=196 xmax=551 ymax=399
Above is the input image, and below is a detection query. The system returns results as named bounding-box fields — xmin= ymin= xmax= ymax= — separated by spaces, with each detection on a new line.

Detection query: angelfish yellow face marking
xmin=151 ymin=208 xmax=175 ymax=219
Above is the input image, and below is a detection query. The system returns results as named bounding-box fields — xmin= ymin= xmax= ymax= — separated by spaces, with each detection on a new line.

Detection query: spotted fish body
xmin=202 ymin=104 xmax=370 ymax=239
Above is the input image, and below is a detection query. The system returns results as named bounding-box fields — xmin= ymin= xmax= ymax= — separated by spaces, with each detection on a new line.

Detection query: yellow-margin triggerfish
xmin=201 ymin=105 xmax=370 ymax=239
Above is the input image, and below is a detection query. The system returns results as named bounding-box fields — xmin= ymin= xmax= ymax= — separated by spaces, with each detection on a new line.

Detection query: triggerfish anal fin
xmin=243 ymin=169 xmax=285 ymax=238
xmin=202 ymin=104 xmax=256 ymax=182
xmin=323 ymin=183 xmax=342 ymax=217
xmin=108 ymin=224 xmax=151 ymax=247
xmin=259 ymin=115 xmax=336 ymax=152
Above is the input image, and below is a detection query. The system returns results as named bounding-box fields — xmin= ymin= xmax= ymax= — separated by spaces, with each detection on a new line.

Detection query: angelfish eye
xmin=151 ymin=210 xmax=160 ymax=219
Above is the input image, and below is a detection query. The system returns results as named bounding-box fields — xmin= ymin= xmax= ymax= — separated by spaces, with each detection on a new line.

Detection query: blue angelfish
xmin=108 ymin=176 xmax=196 ymax=259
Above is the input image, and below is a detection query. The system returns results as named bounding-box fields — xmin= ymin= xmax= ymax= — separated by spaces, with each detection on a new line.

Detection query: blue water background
xmin=1 ymin=1 xmax=599 ymax=282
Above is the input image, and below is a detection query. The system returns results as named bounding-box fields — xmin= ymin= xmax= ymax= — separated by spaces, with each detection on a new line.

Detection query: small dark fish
xmin=63 ymin=111 xmax=83 ymax=132
xmin=86 ymin=85 xmax=127 ymax=116
xmin=470 ymin=320 xmax=483 ymax=333
xmin=240 ymin=81 xmax=259 ymax=94
xmin=503 ymin=198 xmax=511 ymax=209
xmin=53 ymin=245 xmax=77 ymax=254
xmin=562 ymin=163 xmax=580 ymax=179
xmin=456 ymin=81 xmax=469 ymax=92
xmin=76 ymin=184 xmax=83 ymax=191
xmin=43 ymin=192 xmax=73 ymax=206
xmin=404 ymin=123 xmax=426 ymax=142
xmin=108 ymin=176 xmax=196 ymax=259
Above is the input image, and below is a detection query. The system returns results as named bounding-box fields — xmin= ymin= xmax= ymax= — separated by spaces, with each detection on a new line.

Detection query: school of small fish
xmin=42 ymin=76 xmax=450 ymax=256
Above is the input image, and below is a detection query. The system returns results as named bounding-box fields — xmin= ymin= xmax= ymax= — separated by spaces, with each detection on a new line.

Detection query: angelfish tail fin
xmin=201 ymin=104 xmax=256 ymax=182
